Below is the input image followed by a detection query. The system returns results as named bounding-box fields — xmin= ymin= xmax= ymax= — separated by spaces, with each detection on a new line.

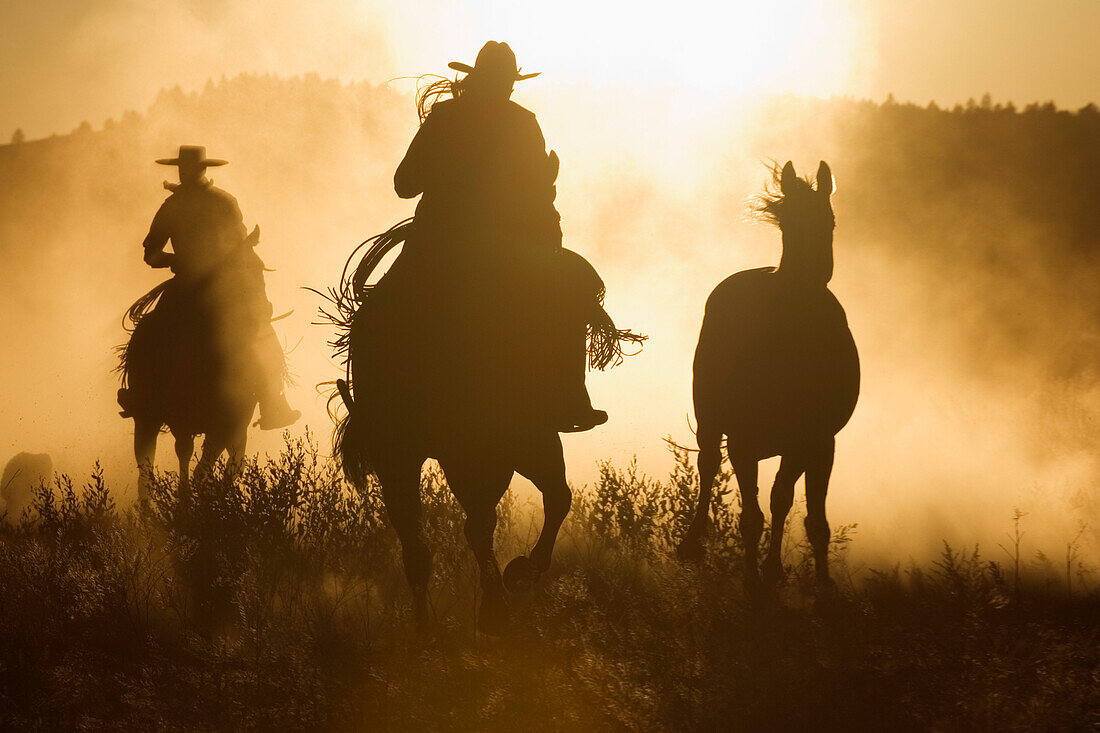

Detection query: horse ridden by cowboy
xmin=117 ymin=146 xmax=299 ymax=493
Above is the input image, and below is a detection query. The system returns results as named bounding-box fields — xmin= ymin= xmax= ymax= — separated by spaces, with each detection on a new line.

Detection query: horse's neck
xmin=777 ymin=233 xmax=833 ymax=285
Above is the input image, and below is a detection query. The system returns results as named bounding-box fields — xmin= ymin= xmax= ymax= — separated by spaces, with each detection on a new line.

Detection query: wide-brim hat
xmin=156 ymin=145 xmax=228 ymax=167
xmin=448 ymin=41 xmax=540 ymax=81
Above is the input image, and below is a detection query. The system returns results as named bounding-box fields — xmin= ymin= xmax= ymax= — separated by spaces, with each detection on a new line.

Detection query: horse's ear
xmin=780 ymin=160 xmax=797 ymax=193
xmin=816 ymin=161 xmax=833 ymax=195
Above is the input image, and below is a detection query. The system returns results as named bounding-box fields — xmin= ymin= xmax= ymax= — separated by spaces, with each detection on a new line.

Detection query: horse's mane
xmin=753 ymin=160 xmax=818 ymax=229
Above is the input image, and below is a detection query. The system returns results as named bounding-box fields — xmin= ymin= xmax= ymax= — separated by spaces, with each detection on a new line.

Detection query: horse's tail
xmin=332 ymin=378 xmax=373 ymax=487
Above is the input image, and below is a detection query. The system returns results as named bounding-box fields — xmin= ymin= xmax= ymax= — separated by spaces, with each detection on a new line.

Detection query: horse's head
xmin=758 ymin=160 xmax=836 ymax=285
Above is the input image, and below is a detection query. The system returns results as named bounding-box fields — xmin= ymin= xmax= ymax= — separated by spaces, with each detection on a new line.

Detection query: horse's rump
xmin=118 ymin=273 xmax=260 ymax=430
xmin=330 ymin=226 xmax=644 ymax=481
xmin=351 ymin=249 xmax=556 ymax=424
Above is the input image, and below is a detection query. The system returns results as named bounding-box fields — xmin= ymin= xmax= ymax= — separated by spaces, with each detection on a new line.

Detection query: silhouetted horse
xmin=118 ymin=242 xmax=262 ymax=500
xmin=329 ymin=42 xmax=642 ymax=633
xmin=326 ymin=227 xmax=640 ymax=635
xmin=678 ymin=161 xmax=859 ymax=594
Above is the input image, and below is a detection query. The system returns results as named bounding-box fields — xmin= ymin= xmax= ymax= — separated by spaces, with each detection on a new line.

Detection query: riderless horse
xmin=678 ymin=161 xmax=859 ymax=594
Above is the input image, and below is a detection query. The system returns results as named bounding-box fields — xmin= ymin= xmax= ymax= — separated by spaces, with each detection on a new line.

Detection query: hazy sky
xmin=1 ymin=0 xmax=1097 ymax=139
xmin=2 ymin=0 xmax=1098 ymax=560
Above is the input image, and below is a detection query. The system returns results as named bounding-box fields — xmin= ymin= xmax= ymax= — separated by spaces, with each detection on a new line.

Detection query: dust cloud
xmin=0 ymin=66 xmax=1097 ymax=565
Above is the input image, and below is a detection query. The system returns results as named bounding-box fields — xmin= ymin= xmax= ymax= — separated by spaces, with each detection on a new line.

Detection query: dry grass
xmin=0 ymin=437 xmax=1097 ymax=731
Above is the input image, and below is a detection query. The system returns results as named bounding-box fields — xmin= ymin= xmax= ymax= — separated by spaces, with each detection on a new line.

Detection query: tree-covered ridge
xmin=753 ymin=93 xmax=1099 ymax=248
xmin=4 ymin=73 xmax=407 ymax=146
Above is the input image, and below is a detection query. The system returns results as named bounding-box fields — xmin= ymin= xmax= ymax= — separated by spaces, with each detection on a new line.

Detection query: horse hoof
xmin=676 ymin=537 xmax=705 ymax=564
xmin=413 ymin=597 xmax=430 ymax=633
xmin=742 ymin=570 xmax=764 ymax=600
xmin=477 ymin=594 xmax=511 ymax=636
xmin=761 ymin=563 xmax=784 ymax=589
xmin=814 ymin=579 xmax=839 ymax=613
xmin=503 ymin=555 xmax=536 ymax=595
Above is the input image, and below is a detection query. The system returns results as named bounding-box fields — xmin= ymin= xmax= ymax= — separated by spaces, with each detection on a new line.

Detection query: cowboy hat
xmin=155 ymin=145 xmax=228 ymax=167
xmin=448 ymin=41 xmax=540 ymax=81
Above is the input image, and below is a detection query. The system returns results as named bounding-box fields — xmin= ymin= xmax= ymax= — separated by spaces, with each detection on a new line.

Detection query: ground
xmin=0 ymin=438 xmax=1097 ymax=731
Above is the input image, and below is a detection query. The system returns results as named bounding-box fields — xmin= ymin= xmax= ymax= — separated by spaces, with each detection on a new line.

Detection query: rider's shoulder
xmin=205 ymin=184 xmax=237 ymax=201
xmin=505 ymin=99 xmax=537 ymax=121
xmin=441 ymin=97 xmax=534 ymax=119
xmin=194 ymin=184 xmax=240 ymax=210
xmin=507 ymin=102 xmax=542 ymax=138
xmin=506 ymin=99 xmax=535 ymax=115
xmin=426 ymin=98 xmax=458 ymax=119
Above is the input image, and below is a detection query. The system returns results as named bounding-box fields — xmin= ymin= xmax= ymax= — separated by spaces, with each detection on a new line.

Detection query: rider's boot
xmin=554 ymin=323 xmax=607 ymax=433
xmin=257 ymin=391 xmax=301 ymax=431
xmin=252 ymin=322 xmax=300 ymax=430
xmin=557 ymin=387 xmax=608 ymax=433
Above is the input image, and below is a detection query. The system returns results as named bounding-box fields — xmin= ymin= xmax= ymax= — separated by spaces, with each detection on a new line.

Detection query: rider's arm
xmin=225 ymin=194 xmax=248 ymax=241
xmin=521 ymin=118 xmax=564 ymax=249
xmin=142 ymin=204 xmax=175 ymax=269
xmin=394 ymin=113 xmax=438 ymax=199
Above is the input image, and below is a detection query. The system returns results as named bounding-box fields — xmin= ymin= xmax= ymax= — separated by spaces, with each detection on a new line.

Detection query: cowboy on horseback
xmin=117 ymin=145 xmax=299 ymax=430
xmin=325 ymin=42 xmax=642 ymax=631
xmin=366 ymin=40 xmax=617 ymax=433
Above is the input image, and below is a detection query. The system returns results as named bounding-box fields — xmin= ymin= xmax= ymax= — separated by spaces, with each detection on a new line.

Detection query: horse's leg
xmin=193 ymin=432 xmax=226 ymax=489
xmin=174 ymin=431 xmax=196 ymax=501
xmin=731 ymin=453 xmax=763 ymax=595
xmin=192 ymin=417 xmax=247 ymax=489
xmin=375 ymin=452 xmax=431 ymax=629
xmin=510 ymin=432 xmax=570 ymax=588
xmin=677 ymin=426 xmax=722 ymax=562
xmin=441 ymin=457 xmax=512 ymax=635
xmin=134 ymin=418 xmax=159 ymax=503
xmin=761 ymin=454 xmax=806 ymax=588
xmin=804 ymin=436 xmax=836 ymax=592
xmin=224 ymin=421 xmax=249 ymax=483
